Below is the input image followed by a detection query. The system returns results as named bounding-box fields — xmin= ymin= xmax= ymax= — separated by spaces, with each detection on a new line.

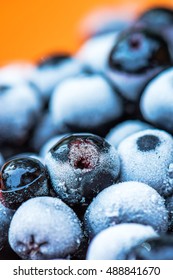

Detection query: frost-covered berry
xmin=86 ymin=223 xmax=157 ymax=260
xmin=76 ymin=32 xmax=119 ymax=73
xmin=30 ymin=112 xmax=58 ymax=152
xmin=118 ymin=129 xmax=173 ymax=197
xmin=0 ymin=157 xmax=49 ymax=209
xmin=50 ymin=74 xmax=123 ymax=136
xmin=105 ymin=28 xmax=171 ymax=101
xmin=106 ymin=120 xmax=152 ymax=148
xmin=0 ymin=202 xmax=14 ymax=251
xmin=0 ymin=81 xmax=42 ymax=145
xmin=8 ymin=197 xmax=83 ymax=260
xmin=128 ymin=235 xmax=173 ymax=260
xmin=31 ymin=54 xmax=84 ymax=101
xmin=84 ymin=181 xmax=168 ymax=237
xmin=140 ymin=68 xmax=173 ymax=133
xmin=45 ymin=133 xmax=120 ymax=205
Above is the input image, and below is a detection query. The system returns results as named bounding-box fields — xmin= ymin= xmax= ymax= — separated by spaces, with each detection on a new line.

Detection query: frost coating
xmin=31 ymin=58 xmax=83 ymax=100
xmin=45 ymin=134 xmax=120 ymax=205
xmin=106 ymin=120 xmax=152 ymax=148
xmin=118 ymin=129 xmax=173 ymax=197
xmin=8 ymin=197 xmax=83 ymax=260
xmin=86 ymin=223 xmax=158 ymax=260
xmin=50 ymin=75 xmax=123 ymax=133
xmin=84 ymin=181 xmax=168 ymax=237
xmin=0 ymin=83 xmax=42 ymax=144
xmin=76 ymin=32 xmax=119 ymax=73
xmin=140 ymin=68 xmax=173 ymax=132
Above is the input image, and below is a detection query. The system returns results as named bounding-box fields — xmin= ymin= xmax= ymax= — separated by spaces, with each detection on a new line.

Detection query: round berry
xmin=8 ymin=196 xmax=83 ymax=260
xmin=105 ymin=28 xmax=171 ymax=101
xmin=106 ymin=120 xmax=152 ymax=148
xmin=31 ymin=54 xmax=84 ymax=101
xmin=0 ymin=81 xmax=42 ymax=145
xmin=0 ymin=157 xmax=49 ymax=209
xmin=84 ymin=181 xmax=168 ymax=237
xmin=118 ymin=129 xmax=173 ymax=197
xmin=50 ymin=74 xmax=123 ymax=136
xmin=140 ymin=68 xmax=173 ymax=133
xmin=45 ymin=133 xmax=120 ymax=205
xmin=76 ymin=32 xmax=119 ymax=73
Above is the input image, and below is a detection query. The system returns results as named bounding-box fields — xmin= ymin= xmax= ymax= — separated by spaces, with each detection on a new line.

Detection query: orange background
xmin=0 ymin=0 xmax=173 ymax=65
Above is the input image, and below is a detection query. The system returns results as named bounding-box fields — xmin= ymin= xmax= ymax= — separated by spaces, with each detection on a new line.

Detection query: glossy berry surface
xmin=45 ymin=133 xmax=120 ymax=205
xmin=109 ymin=28 xmax=171 ymax=74
xmin=0 ymin=157 xmax=49 ymax=209
xmin=8 ymin=196 xmax=83 ymax=260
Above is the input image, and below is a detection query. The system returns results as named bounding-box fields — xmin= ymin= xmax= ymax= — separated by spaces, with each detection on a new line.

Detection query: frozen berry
xmin=30 ymin=112 xmax=58 ymax=152
xmin=86 ymin=223 xmax=157 ymax=260
xmin=84 ymin=181 xmax=168 ymax=237
xmin=50 ymin=74 xmax=123 ymax=136
xmin=140 ymin=68 xmax=173 ymax=133
xmin=105 ymin=28 xmax=171 ymax=101
xmin=106 ymin=120 xmax=152 ymax=148
xmin=0 ymin=79 xmax=42 ymax=145
xmin=118 ymin=129 xmax=173 ymax=197
xmin=45 ymin=133 xmax=120 ymax=205
xmin=31 ymin=54 xmax=84 ymax=101
xmin=8 ymin=196 xmax=83 ymax=259
xmin=0 ymin=157 xmax=49 ymax=209
xmin=76 ymin=32 xmax=119 ymax=73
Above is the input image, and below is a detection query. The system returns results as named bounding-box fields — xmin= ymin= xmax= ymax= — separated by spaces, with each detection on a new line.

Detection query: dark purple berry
xmin=106 ymin=28 xmax=171 ymax=101
xmin=0 ymin=157 xmax=49 ymax=209
xmin=109 ymin=28 xmax=171 ymax=74
xmin=45 ymin=133 xmax=120 ymax=205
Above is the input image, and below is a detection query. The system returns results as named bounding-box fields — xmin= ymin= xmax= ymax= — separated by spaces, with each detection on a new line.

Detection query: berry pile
xmin=1 ymin=6 xmax=173 ymax=260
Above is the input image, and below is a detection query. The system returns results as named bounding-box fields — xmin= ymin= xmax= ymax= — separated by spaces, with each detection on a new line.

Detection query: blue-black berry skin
xmin=105 ymin=28 xmax=171 ymax=101
xmin=45 ymin=133 xmax=120 ymax=205
xmin=0 ymin=157 xmax=49 ymax=209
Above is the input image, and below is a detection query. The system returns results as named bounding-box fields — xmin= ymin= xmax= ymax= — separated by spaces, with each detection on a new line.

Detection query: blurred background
xmin=0 ymin=0 xmax=173 ymax=64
